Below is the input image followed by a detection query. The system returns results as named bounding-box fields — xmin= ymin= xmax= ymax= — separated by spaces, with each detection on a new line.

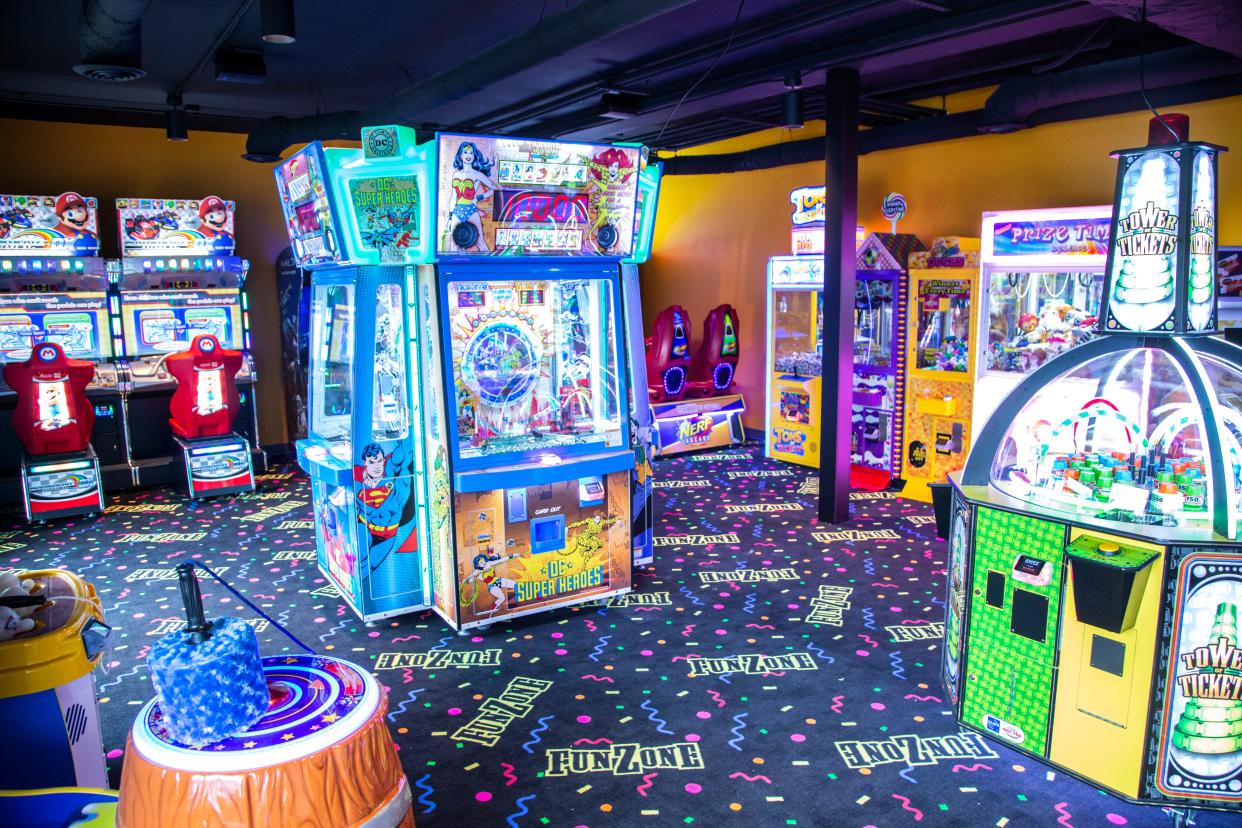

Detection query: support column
xmin=817 ymin=67 xmax=859 ymax=524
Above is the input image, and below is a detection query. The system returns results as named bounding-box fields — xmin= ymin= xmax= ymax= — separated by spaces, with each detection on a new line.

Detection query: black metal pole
xmin=818 ymin=67 xmax=859 ymax=524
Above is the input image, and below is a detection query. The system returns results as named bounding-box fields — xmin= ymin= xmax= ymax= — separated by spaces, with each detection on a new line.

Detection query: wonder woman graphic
xmin=585 ymin=148 xmax=635 ymax=243
xmin=461 ymin=547 xmax=530 ymax=616
xmin=447 ymin=141 xmax=495 ymax=252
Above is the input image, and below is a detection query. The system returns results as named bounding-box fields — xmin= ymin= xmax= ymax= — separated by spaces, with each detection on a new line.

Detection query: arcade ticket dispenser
xmin=900 ymin=237 xmax=980 ymax=502
xmin=946 ymin=116 xmax=1242 ymax=818
xmin=164 ymin=334 xmax=255 ymax=499
xmin=3 ymin=342 xmax=104 ymax=521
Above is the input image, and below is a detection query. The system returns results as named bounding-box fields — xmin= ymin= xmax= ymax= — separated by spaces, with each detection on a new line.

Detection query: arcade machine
xmin=646 ymin=302 xmax=746 ymax=457
xmin=418 ymin=132 xmax=637 ymax=630
xmin=621 ymin=159 xmax=662 ymax=567
xmin=945 ymin=115 xmax=1241 ymax=819
xmin=765 ymin=185 xmax=864 ymax=467
xmin=164 ymin=333 xmax=256 ymax=499
xmin=3 ymin=342 xmax=105 ymax=521
xmin=851 ymin=230 xmax=925 ymax=489
xmin=974 ymin=206 xmax=1111 ymax=426
xmin=899 ymin=236 xmax=980 ymax=502
xmin=112 ymin=196 xmax=264 ymax=488
xmin=273 ymin=126 xmax=435 ymax=621
xmin=0 ymin=193 xmax=129 ymax=500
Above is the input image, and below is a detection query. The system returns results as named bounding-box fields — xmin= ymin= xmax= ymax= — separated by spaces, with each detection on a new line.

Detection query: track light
xmin=166 ymin=96 xmax=188 ymax=142
xmin=261 ymin=0 xmax=296 ymax=45
xmin=781 ymin=71 xmax=804 ymax=129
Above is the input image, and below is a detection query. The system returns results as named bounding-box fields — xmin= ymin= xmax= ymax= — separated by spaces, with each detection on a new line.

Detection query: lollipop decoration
xmin=882 ymin=192 xmax=907 ymax=234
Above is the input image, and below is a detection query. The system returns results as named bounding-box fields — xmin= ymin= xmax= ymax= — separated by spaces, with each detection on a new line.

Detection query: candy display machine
xmin=900 ymin=237 xmax=980 ymax=502
xmin=852 ymin=231 xmax=925 ymax=489
xmin=944 ymin=115 xmax=1242 ymax=818
xmin=975 ymin=206 xmax=1111 ymax=426
xmin=765 ymin=184 xmax=864 ymax=467
xmin=276 ymin=126 xmax=646 ymax=629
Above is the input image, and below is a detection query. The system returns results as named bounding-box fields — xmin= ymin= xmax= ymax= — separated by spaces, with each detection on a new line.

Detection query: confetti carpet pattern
xmin=3 ymin=447 xmax=1225 ymax=827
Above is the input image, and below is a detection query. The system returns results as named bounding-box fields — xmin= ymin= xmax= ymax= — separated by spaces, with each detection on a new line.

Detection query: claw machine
xmin=273 ymin=126 xmax=436 ymax=621
xmin=974 ymin=206 xmax=1111 ymax=426
xmin=900 ymin=237 xmax=980 ymax=502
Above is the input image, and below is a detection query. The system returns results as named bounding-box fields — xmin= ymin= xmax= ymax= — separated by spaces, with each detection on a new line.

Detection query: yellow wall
xmin=644 ymin=94 xmax=1242 ymax=429
xmin=0 ymin=118 xmax=300 ymax=446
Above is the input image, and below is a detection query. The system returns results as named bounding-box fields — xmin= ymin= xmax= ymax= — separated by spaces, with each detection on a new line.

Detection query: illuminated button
xmin=1097 ymin=541 xmax=1121 ymax=556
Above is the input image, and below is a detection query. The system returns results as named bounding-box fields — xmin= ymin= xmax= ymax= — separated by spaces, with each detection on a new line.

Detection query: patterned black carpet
xmin=6 ymin=445 xmax=1220 ymax=827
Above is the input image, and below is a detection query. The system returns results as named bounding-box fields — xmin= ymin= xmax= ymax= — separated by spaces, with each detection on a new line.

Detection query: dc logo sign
xmin=36 ymin=344 xmax=57 ymax=362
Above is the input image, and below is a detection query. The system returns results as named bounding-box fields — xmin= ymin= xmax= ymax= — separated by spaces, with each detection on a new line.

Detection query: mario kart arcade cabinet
xmin=164 ymin=333 xmax=255 ymax=499
xmin=420 ymin=133 xmax=637 ymax=630
xmin=113 ymin=197 xmax=264 ymax=487
xmin=274 ymin=126 xmax=436 ymax=622
xmin=974 ymin=206 xmax=1110 ymax=426
xmin=945 ymin=117 xmax=1241 ymax=818
xmin=0 ymin=193 xmax=130 ymax=509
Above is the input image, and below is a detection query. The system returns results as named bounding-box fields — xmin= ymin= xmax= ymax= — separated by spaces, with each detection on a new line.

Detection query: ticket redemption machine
xmin=945 ymin=118 xmax=1241 ymax=818
xmin=113 ymin=197 xmax=264 ymax=487
xmin=900 ymin=237 xmax=980 ymax=502
xmin=621 ymin=159 xmax=662 ymax=567
xmin=274 ymin=128 xmax=436 ymax=621
xmin=765 ymin=185 xmax=864 ymax=467
xmin=851 ymin=231 xmax=925 ymax=489
xmin=0 ymin=194 xmax=130 ymax=507
xmin=974 ymin=206 xmax=1111 ymax=426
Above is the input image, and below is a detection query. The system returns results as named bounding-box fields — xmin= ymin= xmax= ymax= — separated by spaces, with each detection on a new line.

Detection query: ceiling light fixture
xmin=781 ymin=71 xmax=804 ymax=129
xmin=261 ymin=0 xmax=296 ymax=45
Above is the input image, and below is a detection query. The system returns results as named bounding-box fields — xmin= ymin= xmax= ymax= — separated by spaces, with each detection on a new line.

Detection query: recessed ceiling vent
xmin=73 ymin=0 xmax=154 ymax=82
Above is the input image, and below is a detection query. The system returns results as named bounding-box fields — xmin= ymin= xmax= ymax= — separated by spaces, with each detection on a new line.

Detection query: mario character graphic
xmin=197 ymin=196 xmax=235 ymax=253
xmin=461 ymin=547 xmax=530 ymax=617
xmin=52 ymin=193 xmax=99 ymax=254
xmin=36 ymin=381 xmax=74 ymax=431
xmin=446 ymin=141 xmax=495 ymax=253
xmin=585 ymin=148 xmax=636 ymax=246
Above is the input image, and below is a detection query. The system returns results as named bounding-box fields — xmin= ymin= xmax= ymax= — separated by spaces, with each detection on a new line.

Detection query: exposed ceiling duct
xmin=241 ymin=0 xmax=702 ymax=162
xmin=1084 ymin=0 xmax=1242 ymax=59
xmin=979 ymin=44 xmax=1242 ymax=133
xmin=73 ymin=0 xmax=155 ymax=82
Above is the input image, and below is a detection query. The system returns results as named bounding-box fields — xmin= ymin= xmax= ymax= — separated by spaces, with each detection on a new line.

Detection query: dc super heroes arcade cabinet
xmin=945 ymin=116 xmax=1241 ymax=818
xmin=112 ymin=196 xmax=264 ymax=488
xmin=0 ymin=194 xmax=129 ymax=511
xmin=276 ymin=126 xmax=648 ymax=630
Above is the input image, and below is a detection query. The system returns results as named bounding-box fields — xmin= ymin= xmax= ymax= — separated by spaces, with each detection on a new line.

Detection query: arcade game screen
xmin=985 ymin=272 xmax=1102 ymax=374
xmin=119 ymin=288 xmax=241 ymax=356
xmin=309 ymin=284 xmax=356 ymax=448
xmin=915 ymin=279 xmax=971 ymax=372
xmin=989 ymin=347 xmax=1242 ymax=531
xmin=772 ymin=288 xmax=822 ymax=378
xmin=446 ymin=277 xmax=623 ymax=461
xmin=0 ymin=293 xmax=111 ymax=364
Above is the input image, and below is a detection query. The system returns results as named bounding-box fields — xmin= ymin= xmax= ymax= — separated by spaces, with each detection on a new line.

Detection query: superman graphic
xmin=354 ymin=441 xmax=418 ymax=574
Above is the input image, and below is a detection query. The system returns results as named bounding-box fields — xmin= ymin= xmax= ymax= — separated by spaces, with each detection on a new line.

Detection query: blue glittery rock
xmin=147 ymin=616 xmax=269 ymax=748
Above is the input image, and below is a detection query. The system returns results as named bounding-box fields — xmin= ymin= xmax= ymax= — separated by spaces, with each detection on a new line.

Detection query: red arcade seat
xmin=687 ymin=304 xmax=739 ymax=397
xmin=166 ymin=334 xmax=242 ymax=439
xmin=4 ymin=342 xmax=95 ymax=456
xmin=645 ymin=305 xmax=692 ymax=402
xmin=164 ymin=334 xmax=255 ymax=499
xmin=3 ymin=342 xmax=105 ymax=521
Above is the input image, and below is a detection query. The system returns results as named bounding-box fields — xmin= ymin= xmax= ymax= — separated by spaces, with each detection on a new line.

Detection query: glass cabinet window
xmin=855 ymin=278 xmax=894 ymax=368
xmin=772 ymin=289 xmax=821 ymax=377
xmin=985 ymin=271 xmax=1103 ymax=374
xmin=372 ymin=283 xmax=409 ymax=442
xmin=990 ymin=348 xmax=1211 ymax=530
xmin=310 ymin=284 xmax=355 ymax=446
xmin=914 ymin=278 xmax=971 ymax=372
xmin=447 ymin=278 xmax=623 ymax=462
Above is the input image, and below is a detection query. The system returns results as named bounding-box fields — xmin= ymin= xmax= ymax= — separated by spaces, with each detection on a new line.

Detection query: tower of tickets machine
xmin=276 ymin=126 xmax=657 ymax=628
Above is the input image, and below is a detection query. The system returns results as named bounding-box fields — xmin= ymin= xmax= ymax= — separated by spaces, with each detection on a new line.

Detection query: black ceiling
xmin=1 ymin=0 xmax=1239 ymax=160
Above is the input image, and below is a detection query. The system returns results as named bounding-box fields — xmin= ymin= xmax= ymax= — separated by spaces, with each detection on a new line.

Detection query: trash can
xmin=0 ymin=569 xmax=110 ymax=790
